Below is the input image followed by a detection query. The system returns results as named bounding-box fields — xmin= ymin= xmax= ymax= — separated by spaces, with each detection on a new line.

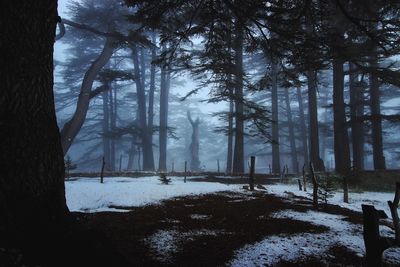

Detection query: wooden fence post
xmin=249 ymin=156 xmax=255 ymax=191
xmin=100 ymin=156 xmax=105 ymax=184
xmin=388 ymin=182 xmax=400 ymax=245
xmin=119 ymin=154 xmax=122 ymax=172
xmin=297 ymin=179 xmax=302 ymax=191
xmin=310 ymin=162 xmax=318 ymax=206
xmin=302 ymin=163 xmax=307 ymax=192
xmin=184 ymin=160 xmax=187 ymax=183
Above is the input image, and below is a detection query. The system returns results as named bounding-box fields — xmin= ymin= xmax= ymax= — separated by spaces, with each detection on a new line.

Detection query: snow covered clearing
xmin=65 ymin=176 xmax=241 ymax=212
xmin=267 ymin=182 xmax=395 ymax=215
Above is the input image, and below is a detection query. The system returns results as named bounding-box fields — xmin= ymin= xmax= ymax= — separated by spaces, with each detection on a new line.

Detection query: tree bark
xmin=271 ymin=60 xmax=281 ymax=174
xmin=284 ymin=88 xmax=299 ymax=174
xmin=232 ymin=21 xmax=244 ymax=173
xmin=60 ymin=38 xmax=114 ymax=155
xmin=226 ymin=95 xmax=234 ymax=173
xmin=188 ymin=111 xmax=201 ymax=171
xmin=307 ymin=71 xmax=324 ymax=171
xmin=159 ymin=57 xmax=169 ymax=171
xmin=349 ymin=62 xmax=364 ymax=170
xmin=369 ymin=54 xmax=386 ymax=170
xmin=102 ymin=88 xmax=111 ymax=171
xmin=141 ymin=47 xmax=155 ymax=169
xmin=333 ymin=59 xmax=351 ymax=174
xmin=1 ymin=0 xmax=69 ymax=255
xmin=148 ymin=33 xmax=156 ymax=170
xmin=131 ymin=45 xmax=154 ymax=171
xmin=297 ymin=87 xmax=309 ymax=170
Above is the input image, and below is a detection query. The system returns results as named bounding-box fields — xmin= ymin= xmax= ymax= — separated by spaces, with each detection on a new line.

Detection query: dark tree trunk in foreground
xmin=232 ymin=22 xmax=244 ymax=173
xmin=307 ymin=71 xmax=324 ymax=171
xmin=0 ymin=0 xmax=68 ymax=258
xmin=284 ymin=88 xmax=299 ymax=174
xmin=333 ymin=59 xmax=351 ymax=174
xmin=188 ymin=111 xmax=201 ymax=171
xmin=349 ymin=62 xmax=364 ymax=170
xmin=60 ymin=38 xmax=114 ymax=155
xmin=369 ymin=54 xmax=386 ymax=170
xmin=297 ymin=87 xmax=309 ymax=169
xmin=271 ymin=60 xmax=281 ymax=174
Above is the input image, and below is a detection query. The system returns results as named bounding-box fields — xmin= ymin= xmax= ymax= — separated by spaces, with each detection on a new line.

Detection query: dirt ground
xmin=74 ymin=187 xmax=366 ymax=267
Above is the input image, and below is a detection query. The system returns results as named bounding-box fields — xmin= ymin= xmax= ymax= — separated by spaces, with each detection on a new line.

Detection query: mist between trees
xmin=54 ymin=0 xmax=400 ymax=174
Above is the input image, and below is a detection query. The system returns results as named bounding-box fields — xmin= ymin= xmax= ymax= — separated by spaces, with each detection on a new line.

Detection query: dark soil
xmin=74 ymin=188 xmax=365 ymax=267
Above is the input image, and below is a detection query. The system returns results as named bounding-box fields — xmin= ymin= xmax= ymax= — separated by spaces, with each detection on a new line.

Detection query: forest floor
xmin=70 ymin=175 xmax=394 ymax=266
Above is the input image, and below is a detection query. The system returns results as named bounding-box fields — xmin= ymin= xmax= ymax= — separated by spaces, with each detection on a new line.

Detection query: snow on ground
xmin=65 ymin=176 xmax=241 ymax=212
xmin=145 ymin=229 xmax=227 ymax=263
xmin=229 ymin=210 xmax=365 ymax=266
xmin=267 ymin=182 xmax=395 ymax=215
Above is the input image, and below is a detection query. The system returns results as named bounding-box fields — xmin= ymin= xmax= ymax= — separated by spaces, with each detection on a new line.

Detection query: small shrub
xmin=159 ymin=173 xmax=171 ymax=185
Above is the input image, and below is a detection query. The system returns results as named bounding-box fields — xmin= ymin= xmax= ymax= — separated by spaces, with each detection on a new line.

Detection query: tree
xmin=159 ymin=44 xmax=171 ymax=172
xmin=187 ymin=111 xmax=201 ymax=171
xmin=1 ymin=0 xmax=69 ymax=248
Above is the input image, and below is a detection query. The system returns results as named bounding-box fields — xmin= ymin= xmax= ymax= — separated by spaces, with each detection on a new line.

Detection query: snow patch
xmin=229 ymin=210 xmax=365 ymax=266
xmin=66 ymin=176 xmax=241 ymax=212
xmin=145 ymin=229 xmax=226 ymax=263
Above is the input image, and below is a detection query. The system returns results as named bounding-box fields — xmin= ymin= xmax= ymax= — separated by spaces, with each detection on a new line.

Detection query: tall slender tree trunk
xmin=284 ymin=88 xmax=299 ymax=174
xmin=369 ymin=55 xmax=386 ymax=170
xmin=159 ymin=59 xmax=169 ymax=172
xmin=1 ymin=0 xmax=69 ymax=257
xmin=333 ymin=59 xmax=351 ymax=174
xmin=349 ymin=62 xmax=365 ymax=170
xmin=188 ymin=111 xmax=201 ymax=171
xmin=131 ymin=45 xmax=154 ymax=171
xmin=148 ymin=33 xmax=156 ymax=170
xmin=307 ymin=71 xmax=324 ymax=171
xmin=232 ymin=22 xmax=244 ymax=173
xmin=102 ymin=88 xmax=111 ymax=171
xmin=141 ymin=47 xmax=155 ymax=169
xmin=271 ymin=60 xmax=281 ymax=174
xmin=60 ymin=38 xmax=114 ymax=155
xmin=226 ymin=95 xmax=234 ymax=173
xmin=109 ymin=88 xmax=116 ymax=171
xmin=297 ymin=87 xmax=309 ymax=169
xmin=127 ymin=133 xmax=137 ymax=170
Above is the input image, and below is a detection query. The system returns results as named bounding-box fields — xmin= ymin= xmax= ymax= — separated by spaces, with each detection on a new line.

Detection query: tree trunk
xmin=232 ymin=22 xmax=244 ymax=173
xmin=60 ymin=38 xmax=114 ymax=155
xmin=102 ymin=88 xmax=111 ymax=171
xmin=1 ymin=0 xmax=69 ymax=256
xmin=159 ymin=58 xmax=169 ymax=171
xmin=284 ymin=88 xmax=299 ymax=174
xmin=333 ymin=59 xmax=351 ymax=174
xmin=226 ymin=95 xmax=234 ymax=173
xmin=127 ymin=134 xmax=137 ymax=170
xmin=141 ymin=47 xmax=155 ymax=169
xmin=307 ymin=71 xmax=324 ymax=171
xmin=271 ymin=60 xmax=281 ymax=174
xmin=349 ymin=62 xmax=364 ymax=170
xmin=297 ymin=87 xmax=309 ymax=169
xmin=188 ymin=111 xmax=201 ymax=171
xmin=369 ymin=54 xmax=386 ymax=170
xmin=131 ymin=45 xmax=154 ymax=171
xmin=110 ymin=87 xmax=117 ymax=171
xmin=148 ymin=33 xmax=156 ymax=170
